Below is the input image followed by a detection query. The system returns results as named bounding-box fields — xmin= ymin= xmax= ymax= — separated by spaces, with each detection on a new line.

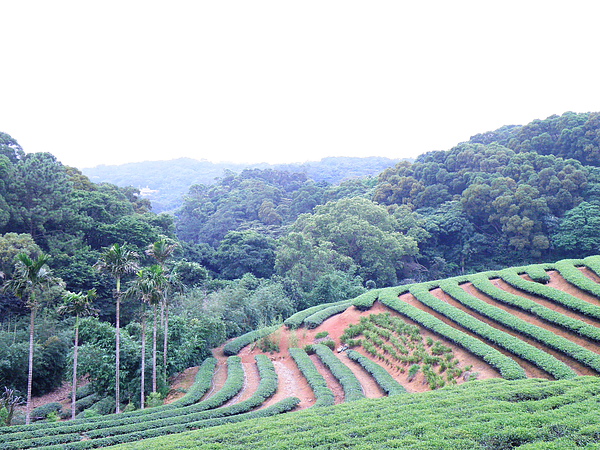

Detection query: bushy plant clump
xmin=303 ymin=301 xmax=352 ymax=329
xmin=283 ymin=300 xmax=349 ymax=329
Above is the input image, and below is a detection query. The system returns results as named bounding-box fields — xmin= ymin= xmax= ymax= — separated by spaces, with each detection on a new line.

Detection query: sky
xmin=2 ymin=1 xmax=600 ymax=170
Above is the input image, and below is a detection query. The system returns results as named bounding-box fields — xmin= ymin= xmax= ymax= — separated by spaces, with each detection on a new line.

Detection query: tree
xmin=3 ymin=252 xmax=53 ymax=424
xmin=126 ymin=267 xmax=164 ymax=408
xmin=146 ymin=238 xmax=179 ymax=381
xmin=57 ymin=289 xmax=98 ymax=420
xmin=94 ymin=244 xmax=139 ymax=413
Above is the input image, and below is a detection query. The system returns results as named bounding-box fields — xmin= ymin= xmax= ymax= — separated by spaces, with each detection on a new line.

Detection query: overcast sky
xmin=2 ymin=1 xmax=599 ymax=169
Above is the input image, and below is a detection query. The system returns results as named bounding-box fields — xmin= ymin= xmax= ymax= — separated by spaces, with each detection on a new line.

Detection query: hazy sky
xmin=2 ymin=1 xmax=599 ymax=169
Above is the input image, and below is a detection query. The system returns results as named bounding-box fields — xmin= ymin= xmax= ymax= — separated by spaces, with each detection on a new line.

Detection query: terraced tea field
xmin=2 ymin=256 xmax=600 ymax=449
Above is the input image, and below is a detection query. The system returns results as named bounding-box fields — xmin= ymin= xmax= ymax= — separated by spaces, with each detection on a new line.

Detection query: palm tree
xmin=126 ymin=267 xmax=163 ymax=407
xmin=3 ymin=252 xmax=53 ymax=425
xmin=146 ymin=238 xmax=178 ymax=379
xmin=57 ymin=289 xmax=98 ymax=420
xmin=94 ymin=244 xmax=139 ymax=413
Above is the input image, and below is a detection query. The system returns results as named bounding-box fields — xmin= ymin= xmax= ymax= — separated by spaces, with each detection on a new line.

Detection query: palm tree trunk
xmin=25 ymin=304 xmax=36 ymax=425
xmin=115 ymin=277 xmax=121 ymax=414
xmin=152 ymin=303 xmax=157 ymax=393
xmin=140 ymin=312 xmax=146 ymax=409
xmin=163 ymin=298 xmax=168 ymax=381
xmin=71 ymin=315 xmax=79 ymax=420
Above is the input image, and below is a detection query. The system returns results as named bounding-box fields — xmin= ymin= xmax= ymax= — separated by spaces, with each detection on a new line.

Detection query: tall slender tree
xmin=57 ymin=289 xmax=98 ymax=420
xmin=146 ymin=238 xmax=178 ymax=378
xmin=94 ymin=244 xmax=139 ymax=413
xmin=3 ymin=252 xmax=53 ymax=424
xmin=125 ymin=266 xmax=164 ymax=407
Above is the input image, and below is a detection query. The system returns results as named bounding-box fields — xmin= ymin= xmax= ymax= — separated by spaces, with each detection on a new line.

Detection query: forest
xmin=1 ymin=111 xmax=600 ymax=424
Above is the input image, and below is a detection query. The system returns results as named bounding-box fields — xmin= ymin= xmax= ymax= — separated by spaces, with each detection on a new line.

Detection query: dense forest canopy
xmin=1 ymin=111 xmax=600 ymax=418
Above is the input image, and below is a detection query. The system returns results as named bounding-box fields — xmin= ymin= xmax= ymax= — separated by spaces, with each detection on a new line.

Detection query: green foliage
xmin=304 ymin=301 xmax=352 ymax=329
xmin=215 ymin=230 xmax=276 ymax=280
xmin=312 ymin=344 xmax=364 ymax=402
xmin=378 ymin=287 xmax=526 ymax=380
xmin=439 ymin=279 xmax=600 ymax=374
xmin=410 ymin=283 xmax=576 ymax=379
xmin=61 ymin=377 xmax=600 ymax=450
xmin=223 ymin=325 xmax=281 ymax=356
xmin=470 ymin=274 xmax=600 ymax=342
xmin=144 ymin=392 xmax=163 ymax=409
xmin=289 ymin=348 xmax=335 ymax=407
xmin=346 ymin=349 xmax=406 ymax=396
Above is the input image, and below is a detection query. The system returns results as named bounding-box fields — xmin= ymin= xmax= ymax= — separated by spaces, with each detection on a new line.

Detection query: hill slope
xmin=3 ymin=256 xmax=600 ymax=449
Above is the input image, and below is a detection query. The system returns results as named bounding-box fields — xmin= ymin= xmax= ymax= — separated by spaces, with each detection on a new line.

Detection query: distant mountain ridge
xmin=82 ymin=156 xmax=403 ymax=213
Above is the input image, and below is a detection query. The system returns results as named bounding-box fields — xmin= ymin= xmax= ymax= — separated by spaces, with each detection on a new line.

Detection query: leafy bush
xmin=312 ymin=344 xmax=364 ymax=402
xmin=411 ymin=283 xmax=576 ymax=380
xmin=289 ymin=348 xmax=335 ymax=407
xmin=439 ymin=280 xmax=600 ymax=374
xmin=470 ymin=275 xmax=600 ymax=342
xmin=283 ymin=300 xmax=349 ymax=329
xmin=378 ymin=288 xmax=526 ymax=380
xmin=304 ymin=301 xmax=352 ymax=329
xmin=346 ymin=350 xmax=405 ymax=396
xmin=223 ymin=325 xmax=281 ymax=356
xmin=30 ymin=403 xmax=62 ymax=422
xmin=352 ymin=290 xmax=380 ymax=311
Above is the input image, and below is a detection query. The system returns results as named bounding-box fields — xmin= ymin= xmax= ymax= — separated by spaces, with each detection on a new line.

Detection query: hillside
xmin=81 ymin=156 xmax=401 ymax=212
xmin=3 ymin=256 xmax=600 ymax=449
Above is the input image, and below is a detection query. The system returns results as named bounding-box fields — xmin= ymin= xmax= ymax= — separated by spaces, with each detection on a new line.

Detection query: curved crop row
xmin=411 ymin=284 xmax=576 ymax=379
xmin=304 ymin=301 xmax=352 ymax=329
xmin=439 ymin=281 xmax=600 ymax=374
xmin=378 ymin=288 xmax=526 ymax=380
xmin=2 ymin=355 xmax=275 ymax=450
xmin=346 ymin=349 xmax=406 ymax=396
xmin=499 ymin=268 xmax=600 ymax=320
xmin=289 ymin=348 xmax=335 ymax=407
xmin=312 ymin=344 xmax=365 ymax=402
xmin=521 ymin=263 xmax=552 ymax=283
xmin=223 ymin=325 xmax=281 ymax=356
xmin=284 ymin=300 xmax=350 ymax=329
xmin=555 ymin=259 xmax=600 ymax=297
xmin=0 ymin=357 xmax=241 ymax=445
xmin=583 ymin=255 xmax=600 ymax=278
xmin=35 ymin=397 xmax=301 ymax=450
xmin=352 ymin=290 xmax=380 ymax=311
xmin=470 ymin=275 xmax=600 ymax=342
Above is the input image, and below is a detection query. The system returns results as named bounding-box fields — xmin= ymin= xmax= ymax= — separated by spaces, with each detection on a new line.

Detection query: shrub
xmin=312 ymin=344 xmax=364 ymax=402
xmin=223 ymin=325 xmax=281 ymax=356
xmin=289 ymin=348 xmax=335 ymax=407
xmin=304 ymin=302 xmax=352 ymax=329
xmin=346 ymin=350 xmax=406 ymax=396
